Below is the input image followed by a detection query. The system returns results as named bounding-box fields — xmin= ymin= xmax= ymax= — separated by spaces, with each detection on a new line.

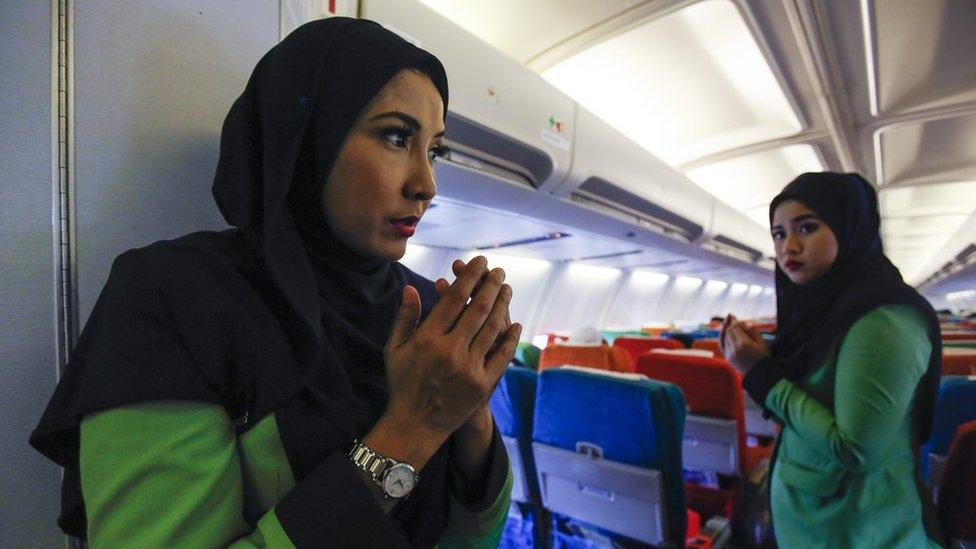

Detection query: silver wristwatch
xmin=348 ymin=440 xmax=418 ymax=499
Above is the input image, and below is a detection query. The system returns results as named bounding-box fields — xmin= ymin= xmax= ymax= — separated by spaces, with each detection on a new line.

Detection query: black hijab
xmin=31 ymin=18 xmax=454 ymax=545
xmin=767 ymin=172 xmax=942 ymax=442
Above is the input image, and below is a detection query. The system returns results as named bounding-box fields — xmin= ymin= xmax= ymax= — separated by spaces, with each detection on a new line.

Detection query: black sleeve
xmin=274 ymin=452 xmax=411 ymax=548
xmin=448 ymin=423 xmax=510 ymax=512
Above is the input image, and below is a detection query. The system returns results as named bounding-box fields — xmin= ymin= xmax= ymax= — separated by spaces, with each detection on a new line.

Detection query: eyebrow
xmin=366 ymin=111 xmax=446 ymax=138
xmin=771 ymin=213 xmax=820 ymax=230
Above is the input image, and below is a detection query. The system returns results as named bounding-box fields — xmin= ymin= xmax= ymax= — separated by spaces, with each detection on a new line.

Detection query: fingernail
xmin=494 ymin=268 xmax=506 ymax=282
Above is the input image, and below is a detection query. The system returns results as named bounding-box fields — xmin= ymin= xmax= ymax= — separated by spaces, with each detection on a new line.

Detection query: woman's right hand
xmin=369 ymin=256 xmax=520 ymax=465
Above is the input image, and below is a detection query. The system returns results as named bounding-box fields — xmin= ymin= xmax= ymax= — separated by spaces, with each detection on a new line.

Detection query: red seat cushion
xmin=613 ymin=337 xmax=683 ymax=367
xmin=939 ymin=421 xmax=976 ymax=540
xmin=538 ymin=344 xmax=635 ymax=373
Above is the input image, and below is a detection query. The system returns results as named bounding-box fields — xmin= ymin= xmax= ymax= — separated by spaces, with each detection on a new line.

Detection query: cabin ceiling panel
xmin=685 ymin=143 xmax=824 ymax=228
xmin=541 ymin=0 xmax=803 ymax=167
xmin=877 ymin=113 xmax=976 ymax=186
xmin=868 ymin=0 xmax=976 ymax=116
xmin=415 ymin=0 xmax=641 ymax=64
xmin=880 ymin=181 xmax=976 ymax=280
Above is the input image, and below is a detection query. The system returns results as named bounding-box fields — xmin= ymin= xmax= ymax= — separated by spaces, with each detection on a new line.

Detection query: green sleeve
xmin=80 ymin=401 xmax=295 ymax=548
xmin=763 ymin=305 xmax=931 ymax=473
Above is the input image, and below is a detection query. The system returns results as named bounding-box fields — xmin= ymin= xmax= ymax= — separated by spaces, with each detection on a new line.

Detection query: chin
xmin=377 ymin=240 xmax=408 ymax=262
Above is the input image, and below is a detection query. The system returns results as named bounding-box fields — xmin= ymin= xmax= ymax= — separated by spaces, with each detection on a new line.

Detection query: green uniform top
xmin=79 ymin=401 xmax=511 ymax=548
xmin=761 ymin=304 xmax=940 ymax=548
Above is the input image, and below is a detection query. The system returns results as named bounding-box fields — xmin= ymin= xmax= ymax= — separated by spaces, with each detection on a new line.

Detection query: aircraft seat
xmin=546 ymin=333 xmax=570 ymax=346
xmin=515 ymin=342 xmax=542 ymax=371
xmin=489 ymin=365 xmax=542 ymax=547
xmin=636 ymin=352 xmax=773 ymax=521
xmin=692 ymin=338 xmax=725 ymax=359
xmin=538 ymin=343 xmax=633 ymax=373
xmin=943 ymin=331 xmax=976 ymax=341
xmin=600 ymin=328 xmax=647 ymax=344
xmin=661 ymin=332 xmax=694 ymax=348
xmin=613 ymin=336 xmax=684 ymax=367
xmin=943 ymin=347 xmax=976 ymax=376
xmin=937 ymin=421 xmax=976 ymax=544
xmin=532 ymin=367 xmax=688 ymax=547
xmin=922 ymin=376 xmax=976 ymax=479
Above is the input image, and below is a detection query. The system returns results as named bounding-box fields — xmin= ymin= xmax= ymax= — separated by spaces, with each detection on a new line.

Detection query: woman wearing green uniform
xmin=722 ymin=172 xmax=944 ymax=547
xmin=31 ymin=18 xmax=516 ymax=547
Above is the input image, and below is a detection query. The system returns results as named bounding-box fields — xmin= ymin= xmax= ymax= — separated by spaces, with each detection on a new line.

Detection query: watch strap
xmin=348 ymin=440 xmax=394 ymax=484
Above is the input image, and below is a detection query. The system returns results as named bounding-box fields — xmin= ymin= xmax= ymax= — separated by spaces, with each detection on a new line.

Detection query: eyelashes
xmin=428 ymin=144 xmax=450 ymax=162
xmin=380 ymin=125 xmax=449 ymax=163
xmin=771 ymin=222 xmax=821 ymax=240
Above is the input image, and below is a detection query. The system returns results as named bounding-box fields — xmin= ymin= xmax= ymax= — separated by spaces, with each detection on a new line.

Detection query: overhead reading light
xmin=475 ymin=231 xmax=571 ymax=250
xmin=543 ymin=0 xmax=802 ymax=167
xmin=686 ymin=144 xmax=824 ymax=228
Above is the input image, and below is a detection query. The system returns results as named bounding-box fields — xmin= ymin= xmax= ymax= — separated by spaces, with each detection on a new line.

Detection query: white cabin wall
xmin=1 ymin=3 xmax=63 ymax=546
xmin=402 ymin=244 xmax=778 ymax=340
xmin=400 ymin=244 xmax=457 ymax=282
xmin=602 ymin=271 xmax=672 ymax=328
xmin=528 ymin=263 xmax=622 ymax=337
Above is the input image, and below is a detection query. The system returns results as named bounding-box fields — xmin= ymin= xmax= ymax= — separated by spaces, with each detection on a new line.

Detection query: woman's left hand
xmin=435 ymin=259 xmax=509 ymax=479
xmin=721 ymin=315 xmax=771 ymax=373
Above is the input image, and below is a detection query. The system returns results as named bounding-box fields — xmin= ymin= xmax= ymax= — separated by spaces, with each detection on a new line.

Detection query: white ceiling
xmin=417 ymin=0 xmax=976 ymax=286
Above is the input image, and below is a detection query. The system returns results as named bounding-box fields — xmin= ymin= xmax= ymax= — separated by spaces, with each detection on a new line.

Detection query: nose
xmin=781 ymin=232 xmax=801 ymax=256
xmin=404 ymin=155 xmax=436 ymax=202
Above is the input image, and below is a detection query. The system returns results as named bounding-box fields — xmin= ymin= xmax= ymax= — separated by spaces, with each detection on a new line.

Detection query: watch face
xmin=383 ymin=463 xmax=417 ymax=498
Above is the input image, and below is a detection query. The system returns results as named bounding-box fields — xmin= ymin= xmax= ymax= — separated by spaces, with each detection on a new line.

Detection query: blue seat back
xmin=922 ymin=376 xmax=976 ymax=476
xmin=533 ymin=368 xmax=687 ymax=545
xmin=490 ymin=365 xmax=539 ymax=502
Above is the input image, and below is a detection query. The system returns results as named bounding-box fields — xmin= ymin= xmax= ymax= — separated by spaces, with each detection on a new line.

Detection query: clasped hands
xmin=378 ymin=255 xmax=518 ymax=469
xmin=720 ymin=313 xmax=771 ymax=374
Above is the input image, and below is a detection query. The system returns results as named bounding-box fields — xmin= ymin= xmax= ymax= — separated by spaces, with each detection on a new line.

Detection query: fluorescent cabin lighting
xmin=880 ymin=181 xmax=976 ymax=279
xmin=749 ymin=285 xmax=764 ymax=296
xmin=465 ymin=251 xmax=552 ymax=273
xmin=676 ymin=276 xmax=703 ymax=290
xmin=730 ymin=283 xmax=749 ymax=297
xmin=543 ymin=0 xmax=801 ymax=167
xmin=568 ymin=263 xmax=621 ymax=281
xmin=631 ymin=270 xmax=670 ymax=286
xmin=705 ymin=280 xmax=729 ymax=292
xmin=686 ymin=144 xmax=824 ymax=228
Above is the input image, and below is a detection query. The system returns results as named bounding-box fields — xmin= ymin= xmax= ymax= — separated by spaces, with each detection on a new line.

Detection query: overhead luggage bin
xmin=361 ymin=0 xmax=575 ymax=202
xmin=705 ymin=200 xmax=776 ymax=263
xmin=556 ymin=108 xmax=714 ymax=244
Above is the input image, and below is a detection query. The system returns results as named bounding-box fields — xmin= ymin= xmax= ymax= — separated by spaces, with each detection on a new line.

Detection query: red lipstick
xmin=390 ymin=216 xmax=419 ymax=238
xmin=784 ymin=260 xmax=803 ymax=272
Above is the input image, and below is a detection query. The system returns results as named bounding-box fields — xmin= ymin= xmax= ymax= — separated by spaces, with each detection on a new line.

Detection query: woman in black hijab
xmin=721 ymin=172 xmax=944 ymax=547
xmin=31 ymin=17 xmax=518 ymax=547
